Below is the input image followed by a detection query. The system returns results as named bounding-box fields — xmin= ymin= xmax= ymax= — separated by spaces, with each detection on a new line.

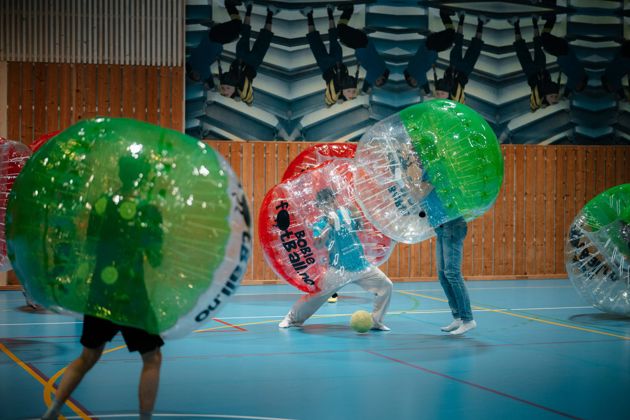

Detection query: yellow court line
xmin=0 ymin=342 xmax=91 ymax=420
xmin=195 ymin=317 xmax=311 ymax=332
xmin=398 ymin=290 xmax=630 ymax=341
xmin=43 ymin=368 xmax=66 ymax=418
xmin=103 ymin=345 xmax=126 ymax=354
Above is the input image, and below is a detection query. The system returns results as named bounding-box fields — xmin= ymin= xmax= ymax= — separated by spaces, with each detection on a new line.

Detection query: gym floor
xmin=1 ymin=279 xmax=629 ymax=420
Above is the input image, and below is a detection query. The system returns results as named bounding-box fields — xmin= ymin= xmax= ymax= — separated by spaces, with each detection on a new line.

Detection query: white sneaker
xmin=440 ymin=318 xmax=463 ymax=332
xmin=450 ymin=320 xmax=476 ymax=335
xmin=371 ymin=322 xmax=391 ymax=331
xmin=278 ymin=315 xmax=303 ymax=328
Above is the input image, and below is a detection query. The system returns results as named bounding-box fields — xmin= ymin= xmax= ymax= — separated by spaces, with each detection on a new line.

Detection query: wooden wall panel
xmin=170 ymin=67 xmax=183 ymax=129
xmin=5 ymin=61 xmax=183 ymax=145
xmin=147 ymin=67 xmax=159 ymax=124
xmin=206 ymin=141 xmax=630 ymax=285
xmin=74 ymin=63 xmax=87 ymax=123
xmin=534 ymin=148 xmax=546 ymax=274
xmin=513 ymin=146 xmax=526 ymax=276
xmin=44 ymin=63 xmax=59 ymax=133
xmin=84 ymin=64 xmax=98 ymax=120
xmin=544 ymin=148 xmax=557 ymax=275
xmin=240 ymin=144 xmax=255 ymax=283
xmin=7 ymin=62 xmax=21 ymax=139
xmin=59 ymin=65 xmax=73 ymax=129
xmin=554 ymin=146 xmax=567 ymax=274
xmin=33 ymin=63 xmax=47 ymax=139
xmin=133 ymin=66 xmax=147 ymax=122
xmin=20 ymin=64 xmax=34 ymax=145
xmin=501 ymin=146 xmax=512 ymax=276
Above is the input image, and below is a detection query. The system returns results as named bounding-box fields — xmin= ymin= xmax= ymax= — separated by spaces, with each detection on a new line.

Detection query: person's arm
xmin=408 ymin=165 xmax=434 ymax=201
xmin=312 ymin=217 xmax=330 ymax=249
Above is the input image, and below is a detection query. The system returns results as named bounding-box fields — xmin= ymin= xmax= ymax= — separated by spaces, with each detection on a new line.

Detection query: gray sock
xmin=139 ymin=412 xmax=152 ymax=420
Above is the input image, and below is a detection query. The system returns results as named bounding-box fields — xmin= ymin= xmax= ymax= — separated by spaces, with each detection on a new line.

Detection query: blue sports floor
xmin=1 ymin=279 xmax=629 ymax=420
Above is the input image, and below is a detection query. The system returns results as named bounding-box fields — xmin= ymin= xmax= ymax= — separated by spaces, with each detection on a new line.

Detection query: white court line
xmin=374 ymin=306 xmax=591 ymax=316
xmin=0 ymin=321 xmax=81 ymax=326
xmin=509 ymin=306 xmax=591 ymax=311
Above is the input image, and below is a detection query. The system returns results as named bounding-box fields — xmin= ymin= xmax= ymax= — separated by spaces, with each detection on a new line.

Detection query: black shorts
xmin=80 ymin=315 xmax=164 ymax=354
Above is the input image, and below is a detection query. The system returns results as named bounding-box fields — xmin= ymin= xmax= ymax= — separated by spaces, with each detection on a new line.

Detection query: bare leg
xmin=55 ymin=346 xmax=103 ymax=402
xmin=42 ymin=346 xmax=104 ymax=419
xmin=139 ymin=348 xmax=162 ymax=416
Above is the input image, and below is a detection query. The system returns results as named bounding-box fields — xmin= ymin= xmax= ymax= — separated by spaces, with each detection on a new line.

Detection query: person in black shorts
xmin=41 ymin=317 xmax=164 ymax=420
xmin=42 ymin=155 xmax=165 ymax=420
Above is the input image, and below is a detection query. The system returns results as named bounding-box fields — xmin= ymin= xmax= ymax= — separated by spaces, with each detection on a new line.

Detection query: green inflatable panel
xmin=7 ymin=118 xmax=251 ymax=338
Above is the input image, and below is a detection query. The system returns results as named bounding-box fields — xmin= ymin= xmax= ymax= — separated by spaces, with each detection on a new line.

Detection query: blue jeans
xmin=435 ymin=217 xmax=473 ymax=322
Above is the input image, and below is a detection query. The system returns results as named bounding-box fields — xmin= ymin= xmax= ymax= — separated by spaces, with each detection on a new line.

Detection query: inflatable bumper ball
xmin=282 ymin=143 xmax=357 ymax=181
xmin=6 ymin=118 xmax=252 ymax=338
xmin=353 ymin=99 xmax=503 ymax=243
xmin=0 ymin=138 xmax=32 ymax=271
xmin=30 ymin=130 xmax=62 ymax=153
xmin=566 ymin=184 xmax=630 ymax=317
xmin=259 ymin=158 xmax=394 ymax=294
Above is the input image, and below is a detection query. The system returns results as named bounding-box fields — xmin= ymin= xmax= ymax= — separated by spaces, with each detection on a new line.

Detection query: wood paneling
xmin=5 ymin=62 xmax=183 ymax=146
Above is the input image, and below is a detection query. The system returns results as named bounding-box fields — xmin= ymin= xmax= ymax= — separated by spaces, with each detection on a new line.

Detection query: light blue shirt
xmin=312 ymin=208 xmax=368 ymax=272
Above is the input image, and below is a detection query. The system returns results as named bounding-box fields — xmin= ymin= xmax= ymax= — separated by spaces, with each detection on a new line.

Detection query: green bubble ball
xmin=6 ymin=118 xmax=251 ymax=338
xmin=354 ymin=100 xmax=503 ymax=243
